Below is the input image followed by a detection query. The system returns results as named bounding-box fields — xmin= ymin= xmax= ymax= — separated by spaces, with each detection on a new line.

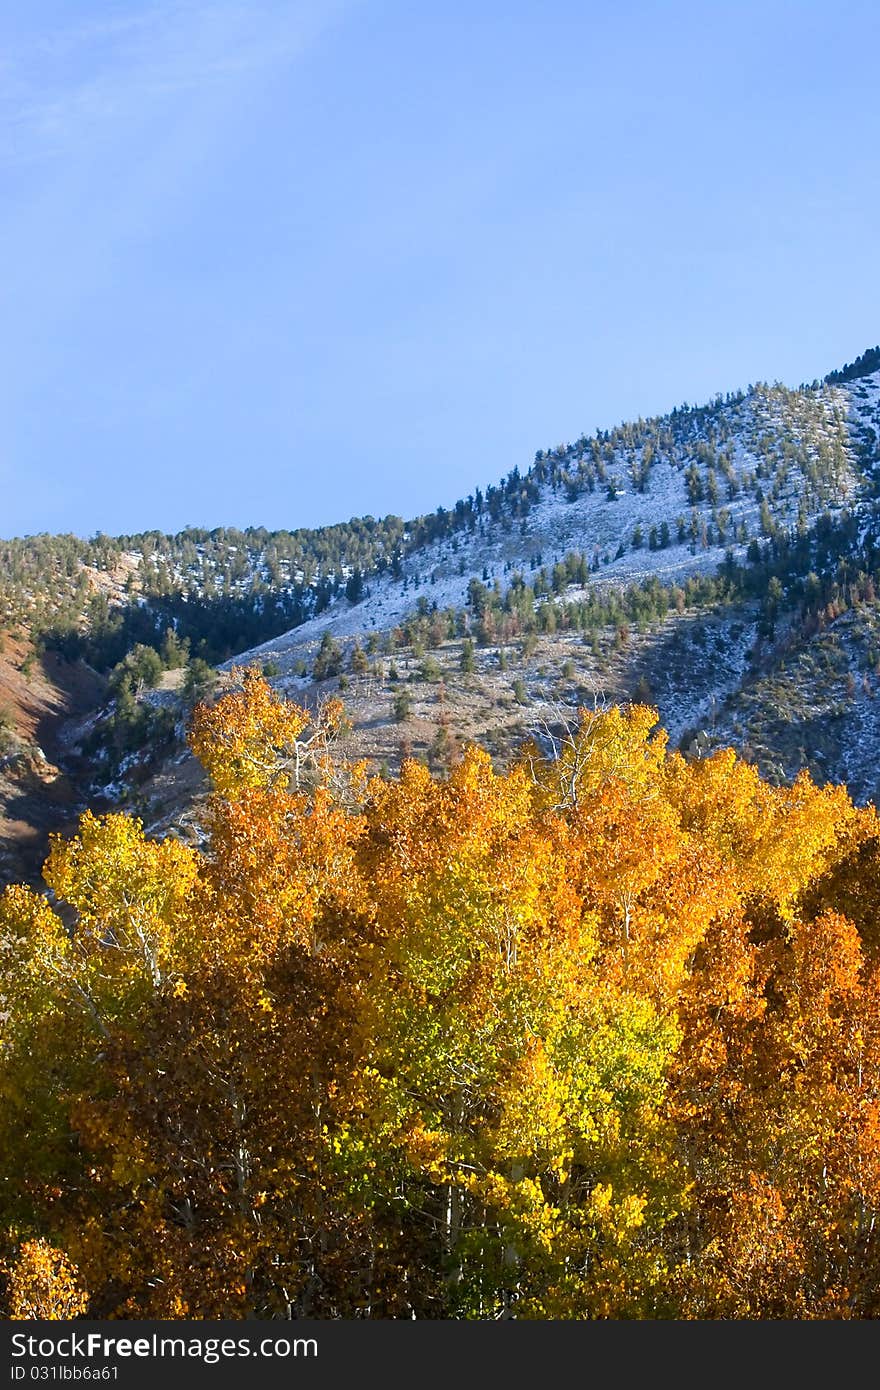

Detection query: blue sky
xmin=1 ymin=0 xmax=878 ymax=539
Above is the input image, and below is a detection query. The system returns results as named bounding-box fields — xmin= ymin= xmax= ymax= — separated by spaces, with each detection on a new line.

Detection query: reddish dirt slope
xmin=0 ymin=632 xmax=105 ymax=884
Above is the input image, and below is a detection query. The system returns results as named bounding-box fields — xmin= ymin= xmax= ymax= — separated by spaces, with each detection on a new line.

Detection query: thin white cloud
xmin=1 ymin=1 xmax=347 ymax=167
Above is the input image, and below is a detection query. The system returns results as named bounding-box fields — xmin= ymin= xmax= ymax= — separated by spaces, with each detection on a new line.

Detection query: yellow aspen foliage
xmin=0 ymin=884 xmax=72 ymax=1058
xmin=190 ymin=664 xmax=346 ymax=797
xmin=43 ymin=812 xmax=202 ymax=995
xmin=6 ymin=1239 xmax=88 ymax=1319
xmin=2 ymin=673 xmax=880 ymax=1318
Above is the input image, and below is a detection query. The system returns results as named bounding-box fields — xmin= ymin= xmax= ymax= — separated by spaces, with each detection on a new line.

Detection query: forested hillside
xmin=3 ymin=345 xmax=878 ymax=678
xmin=1 ymin=345 xmax=879 ymax=887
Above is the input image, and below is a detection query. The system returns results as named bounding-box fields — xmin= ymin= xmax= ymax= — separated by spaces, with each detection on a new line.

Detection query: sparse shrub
xmin=393 ymin=690 xmax=412 ymax=722
xmin=313 ymin=632 xmax=343 ymax=681
xmin=350 ymin=643 xmax=368 ymax=676
xmin=420 ymin=656 xmax=442 ymax=683
xmin=183 ymin=658 xmax=217 ymax=706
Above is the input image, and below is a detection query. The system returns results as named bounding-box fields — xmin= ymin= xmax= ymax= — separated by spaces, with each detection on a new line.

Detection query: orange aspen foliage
xmin=2 ymin=674 xmax=880 ymax=1318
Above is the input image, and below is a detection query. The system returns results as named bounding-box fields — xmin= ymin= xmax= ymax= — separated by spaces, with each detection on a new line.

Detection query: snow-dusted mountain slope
xmin=7 ymin=349 xmax=880 ymax=888
xmin=228 ymin=369 xmax=880 ymax=675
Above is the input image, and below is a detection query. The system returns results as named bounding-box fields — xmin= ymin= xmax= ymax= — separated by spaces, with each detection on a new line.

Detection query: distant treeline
xmin=825 ymin=345 xmax=880 ymax=386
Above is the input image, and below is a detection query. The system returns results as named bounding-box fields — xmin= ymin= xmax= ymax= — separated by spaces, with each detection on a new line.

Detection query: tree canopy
xmin=3 ymin=671 xmax=880 ymax=1318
